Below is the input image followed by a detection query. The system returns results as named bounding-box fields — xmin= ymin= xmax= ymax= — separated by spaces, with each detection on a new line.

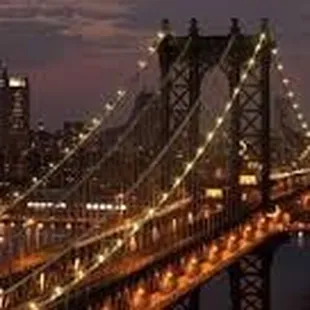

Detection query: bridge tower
xmin=158 ymin=18 xmax=277 ymax=310
xmin=158 ymin=18 xmax=201 ymax=196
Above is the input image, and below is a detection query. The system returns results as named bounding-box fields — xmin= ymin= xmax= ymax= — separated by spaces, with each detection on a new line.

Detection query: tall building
xmin=0 ymin=63 xmax=30 ymax=185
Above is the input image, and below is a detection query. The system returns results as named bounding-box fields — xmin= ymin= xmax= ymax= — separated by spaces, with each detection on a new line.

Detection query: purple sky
xmin=1 ymin=1 xmax=310 ymax=129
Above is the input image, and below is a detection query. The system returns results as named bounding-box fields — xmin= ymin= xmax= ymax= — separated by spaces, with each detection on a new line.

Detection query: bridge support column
xmin=188 ymin=286 xmax=200 ymax=310
xmin=228 ymin=235 xmax=285 ymax=310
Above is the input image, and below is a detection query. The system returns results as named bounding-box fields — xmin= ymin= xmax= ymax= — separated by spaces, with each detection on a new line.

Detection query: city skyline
xmin=1 ymin=1 xmax=310 ymax=129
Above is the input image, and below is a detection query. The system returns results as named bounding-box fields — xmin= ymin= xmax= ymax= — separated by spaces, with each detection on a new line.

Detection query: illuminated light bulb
xmin=216 ymin=117 xmax=224 ymax=126
xmin=76 ymin=269 xmax=85 ymax=280
xmin=37 ymin=223 xmax=44 ymax=230
xmin=53 ymin=286 xmax=63 ymax=297
xmin=156 ymin=31 xmax=165 ymax=39
xmin=260 ymin=33 xmax=266 ymax=40
xmin=225 ymin=102 xmax=232 ymax=112
xmin=241 ymin=73 xmax=248 ymax=82
xmin=271 ymin=48 xmax=278 ymax=55
xmin=196 ymin=147 xmax=204 ymax=156
xmin=174 ymin=177 xmax=181 ymax=187
xmin=64 ymin=147 xmax=70 ymax=154
xmin=287 ymin=91 xmax=294 ymax=98
xmin=292 ymin=103 xmax=299 ymax=110
xmin=48 ymin=162 xmax=55 ymax=168
xmin=117 ymin=89 xmax=126 ymax=98
xmin=207 ymin=132 xmax=214 ymax=141
xmin=97 ymin=254 xmax=105 ymax=264
xmin=74 ymin=258 xmax=80 ymax=271
xmin=25 ymin=218 xmax=35 ymax=227
xmin=148 ymin=208 xmax=155 ymax=217
xmin=162 ymin=193 xmax=168 ymax=201
xmin=66 ymin=223 xmax=72 ymax=230
xmin=13 ymin=191 xmax=20 ymax=198
xmin=306 ymin=131 xmax=310 ymax=138
xmin=186 ymin=162 xmax=194 ymax=172
xmin=302 ymin=122 xmax=308 ymax=129
xmin=137 ymin=60 xmax=147 ymax=70
xmin=282 ymin=78 xmax=289 ymax=85
xmin=148 ymin=46 xmax=156 ymax=54
xmin=248 ymin=58 xmax=255 ymax=67
xmin=79 ymin=133 xmax=86 ymax=140
xmin=277 ymin=63 xmax=284 ymax=71
xmin=297 ymin=113 xmax=304 ymax=120
xmin=28 ymin=302 xmax=39 ymax=310
xmin=255 ymin=43 xmax=262 ymax=53
xmin=132 ymin=222 xmax=140 ymax=232
xmin=105 ymin=103 xmax=113 ymax=111
xmin=32 ymin=177 xmax=38 ymax=183
xmin=116 ymin=238 xmax=123 ymax=247
xmin=92 ymin=117 xmax=100 ymax=126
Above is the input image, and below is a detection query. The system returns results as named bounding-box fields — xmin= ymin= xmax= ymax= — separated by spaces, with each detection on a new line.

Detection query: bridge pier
xmin=187 ymin=286 xmax=200 ymax=310
xmin=228 ymin=234 xmax=286 ymax=310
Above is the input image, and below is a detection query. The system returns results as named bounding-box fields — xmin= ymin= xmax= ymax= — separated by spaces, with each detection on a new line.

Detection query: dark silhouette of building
xmin=0 ymin=62 xmax=30 ymax=185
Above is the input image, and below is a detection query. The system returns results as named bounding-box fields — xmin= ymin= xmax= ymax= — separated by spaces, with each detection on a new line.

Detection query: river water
xmin=200 ymin=233 xmax=310 ymax=309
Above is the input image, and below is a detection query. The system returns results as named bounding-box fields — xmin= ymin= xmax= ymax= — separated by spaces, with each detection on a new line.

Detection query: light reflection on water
xmin=200 ymin=234 xmax=310 ymax=310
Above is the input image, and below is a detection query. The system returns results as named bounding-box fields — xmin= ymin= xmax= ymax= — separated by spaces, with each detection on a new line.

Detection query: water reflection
xmin=200 ymin=234 xmax=310 ymax=310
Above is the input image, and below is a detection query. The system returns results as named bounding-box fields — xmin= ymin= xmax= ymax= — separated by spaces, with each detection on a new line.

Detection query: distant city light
xmin=9 ymin=76 xmax=26 ymax=88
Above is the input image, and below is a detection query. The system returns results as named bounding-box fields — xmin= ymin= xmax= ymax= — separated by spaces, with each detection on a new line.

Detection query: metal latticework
xmin=229 ymin=249 xmax=273 ymax=310
xmin=228 ymin=234 xmax=286 ymax=310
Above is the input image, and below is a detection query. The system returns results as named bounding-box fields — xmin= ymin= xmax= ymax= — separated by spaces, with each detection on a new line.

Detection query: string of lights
xmin=29 ymin=31 xmax=267 ymax=310
xmin=4 ymin=37 xmax=194 ymax=298
xmin=123 ymin=36 xmax=236 ymax=198
xmin=0 ymin=29 xmax=168 ymax=219
xmin=271 ymin=46 xmax=310 ymax=163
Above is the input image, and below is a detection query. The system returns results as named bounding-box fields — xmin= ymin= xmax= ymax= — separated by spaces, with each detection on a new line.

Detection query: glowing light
xmin=196 ymin=147 xmax=204 ymax=156
xmin=97 ymin=254 xmax=105 ymax=263
xmin=148 ymin=46 xmax=156 ymax=54
xmin=277 ymin=63 xmax=284 ymax=71
xmin=205 ymin=188 xmax=223 ymax=199
xmin=239 ymin=174 xmax=257 ymax=185
xmin=248 ymin=58 xmax=255 ymax=67
xmin=9 ymin=76 xmax=26 ymax=88
xmin=241 ymin=73 xmax=248 ymax=82
xmin=92 ymin=117 xmax=100 ymax=126
xmin=156 ymin=31 xmax=166 ymax=39
xmin=105 ymin=103 xmax=113 ymax=111
xmin=53 ymin=286 xmax=63 ymax=298
xmin=297 ymin=113 xmax=304 ymax=120
xmin=162 ymin=193 xmax=168 ymax=200
xmin=148 ymin=208 xmax=155 ymax=217
xmin=233 ymin=87 xmax=240 ymax=97
xmin=28 ymin=302 xmax=39 ymax=310
xmin=137 ymin=60 xmax=147 ymax=70
xmin=216 ymin=117 xmax=224 ymax=126
xmin=207 ymin=132 xmax=214 ymax=141
xmin=282 ymin=78 xmax=289 ymax=85
xmin=287 ymin=91 xmax=294 ymax=98
xmin=116 ymin=238 xmax=123 ymax=247
xmin=117 ymin=89 xmax=126 ymax=98
xmin=12 ymin=191 xmax=20 ymax=198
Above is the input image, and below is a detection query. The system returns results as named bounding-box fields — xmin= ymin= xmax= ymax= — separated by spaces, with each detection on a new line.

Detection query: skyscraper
xmin=0 ymin=63 xmax=30 ymax=185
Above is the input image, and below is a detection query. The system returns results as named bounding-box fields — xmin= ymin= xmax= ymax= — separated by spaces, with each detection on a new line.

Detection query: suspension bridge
xmin=0 ymin=17 xmax=309 ymax=310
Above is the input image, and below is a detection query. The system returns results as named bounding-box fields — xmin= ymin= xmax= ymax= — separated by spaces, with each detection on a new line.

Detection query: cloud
xmin=0 ymin=1 xmax=143 ymax=41
xmin=0 ymin=1 xmax=152 ymax=68
xmin=1 ymin=0 xmax=310 ymax=129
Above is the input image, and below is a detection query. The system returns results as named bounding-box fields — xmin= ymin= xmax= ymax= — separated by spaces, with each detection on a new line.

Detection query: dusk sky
xmin=2 ymin=1 xmax=310 ymax=129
